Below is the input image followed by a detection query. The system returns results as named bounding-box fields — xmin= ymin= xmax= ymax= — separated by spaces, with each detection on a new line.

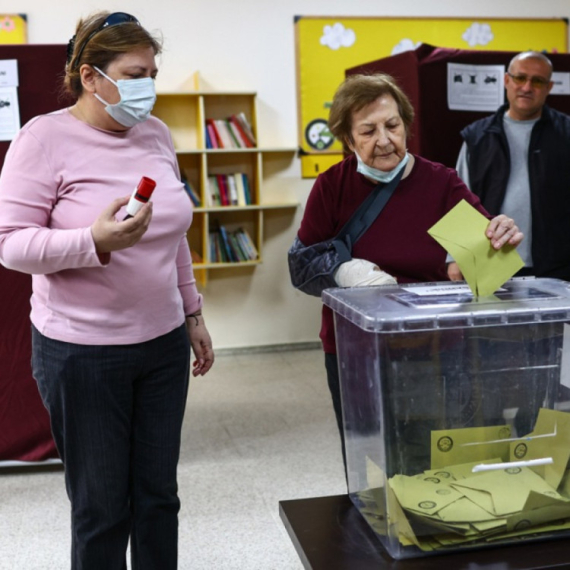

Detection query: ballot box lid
xmin=322 ymin=277 xmax=570 ymax=333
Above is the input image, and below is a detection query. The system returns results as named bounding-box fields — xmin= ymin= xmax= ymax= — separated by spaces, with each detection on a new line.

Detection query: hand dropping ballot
xmin=427 ymin=199 xmax=524 ymax=297
xmin=124 ymin=176 xmax=156 ymax=220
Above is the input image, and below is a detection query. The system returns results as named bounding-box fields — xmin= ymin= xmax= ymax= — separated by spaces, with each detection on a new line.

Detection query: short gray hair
xmin=508 ymin=51 xmax=553 ymax=78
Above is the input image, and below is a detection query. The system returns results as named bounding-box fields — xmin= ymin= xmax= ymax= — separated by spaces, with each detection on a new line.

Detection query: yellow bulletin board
xmin=0 ymin=15 xmax=27 ymax=44
xmin=295 ymin=16 xmax=568 ymax=177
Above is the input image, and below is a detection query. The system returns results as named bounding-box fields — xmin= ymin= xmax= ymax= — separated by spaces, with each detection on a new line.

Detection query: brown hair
xmin=64 ymin=11 xmax=162 ymax=99
xmin=328 ymin=74 xmax=415 ymax=151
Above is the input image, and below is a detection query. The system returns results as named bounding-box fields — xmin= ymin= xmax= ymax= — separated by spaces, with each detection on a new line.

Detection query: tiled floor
xmin=0 ymin=348 xmax=347 ymax=569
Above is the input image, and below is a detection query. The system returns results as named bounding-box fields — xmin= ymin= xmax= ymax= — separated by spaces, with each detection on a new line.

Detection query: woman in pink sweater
xmin=0 ymin=12 xmax=213 ymax=569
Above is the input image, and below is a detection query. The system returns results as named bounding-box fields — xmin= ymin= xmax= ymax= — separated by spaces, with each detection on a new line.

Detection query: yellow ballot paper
xmin=431 ymin=425 xmax=511 ymax=469
xmin=424 ymin=458 xmax=503 ymax=481
xmin=364 ymin=457 xmax=428 ymax=549
xmin=451 ymin=467 xmax=557 ymax=516
xmin=506 ymin=491 xmax=570 ymax=532
xmin=428 ymin=199 xmax=524 ymax=296
xmin=510 ymin=408 xmax=570 ymax=489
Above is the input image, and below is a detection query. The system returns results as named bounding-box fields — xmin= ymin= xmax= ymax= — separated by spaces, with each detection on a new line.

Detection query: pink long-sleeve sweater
xmin=0 ymin=109 xmax=202 ymax=345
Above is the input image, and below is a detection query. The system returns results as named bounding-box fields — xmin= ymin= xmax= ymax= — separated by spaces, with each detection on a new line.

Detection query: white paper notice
xmin=0 ymin=87 xmax=20 ymax=141
xmin=448 ymin=63 xmax=505 ymax=112
xmin=0 ymin=59 xmax=19 ymax=88
xmin=402 ymin=284 xmax=473 ymax=297
xmin=550 ymin=72 xmax=570 ymax=95
xmin=0 ymin=59 xmax=20 ymax=141
xmin=560 ymin=323 xmax=570 ymax=390
xmin=402 ymin=284 xmax=507 ymax=297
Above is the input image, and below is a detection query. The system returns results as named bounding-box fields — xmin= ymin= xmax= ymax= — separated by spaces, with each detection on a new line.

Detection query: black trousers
xmin=32 ymin=324 xmax=190 ymax=570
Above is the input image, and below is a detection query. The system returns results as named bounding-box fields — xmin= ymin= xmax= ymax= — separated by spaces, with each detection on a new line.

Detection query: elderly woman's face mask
xmin=348 ymin=95 xmax=407 ymax=174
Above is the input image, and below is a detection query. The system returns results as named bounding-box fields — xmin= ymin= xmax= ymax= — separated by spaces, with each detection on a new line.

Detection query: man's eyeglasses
xmin=507 ymin=72 xmax=551 ymax=89
xmin=70 ymin=12 xmax=140 ymax=70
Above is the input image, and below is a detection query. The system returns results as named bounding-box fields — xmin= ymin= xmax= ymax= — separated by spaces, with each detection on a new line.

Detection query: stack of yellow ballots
xmin=363 ymin=409 xmax=570 ymax=552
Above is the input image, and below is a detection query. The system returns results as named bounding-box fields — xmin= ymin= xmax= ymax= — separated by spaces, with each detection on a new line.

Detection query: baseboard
xmin=215 ymin=341 xmax=321 ymax=356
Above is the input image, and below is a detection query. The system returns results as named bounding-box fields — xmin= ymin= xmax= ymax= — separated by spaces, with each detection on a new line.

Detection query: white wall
xmin=8 ymin=0 xmax=570 ymax=349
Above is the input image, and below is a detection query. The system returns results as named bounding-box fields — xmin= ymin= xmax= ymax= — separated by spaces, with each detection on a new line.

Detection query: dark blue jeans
xmin=32 ymin=324 xmax=190 ymax=570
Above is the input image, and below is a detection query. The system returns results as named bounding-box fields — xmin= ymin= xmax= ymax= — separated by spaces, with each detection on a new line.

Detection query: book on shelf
xmin=204 ymin=113 xmax=256 ymax=149
xmin=181 ymin=175 xmax=201 ymax=207
xmin=204 ymin=126 xmax=212 ymax=150
xmin=226 ymin=174 xmax=238 ymax=206
xmin=226 ymin=119 xmax=247 ymax=148
xmin=207 ymin=175 xmax=221 ymax=206
xmin=218 ymin=224 xmax=238 ymax=262
xmin=209 ymin=231 xmax=222 ymax=263
xmin=224 ymin=119 xmax=241 ymax=148
xmin=234 ymin=173 xmax=246 ymax=206
xmin=234 ymin=113 xmax=257 ymax=146
xmin=206 ymin=119 xmax=223 ymax=149
xmin=208 ymin=224 xmax=258 ymax=263
xmin=235 ymin=227 xmax=258 ymax=260
xmin=207 ymin=123 xmax=219 ymax=149
xmin=228 ymin=233 xmax=248 ymax=261
xmin=214 ymin=119 xmax=234 ymax=149
xmin=242 ymin=173 xmax=252 ymax=204
xmin=207 ymin=173 xmax=252 ymax=206
xmin=216 ymin=174 xmax=230 ymax=206
xmin=227 ymin=115 xmax=251 ymax=148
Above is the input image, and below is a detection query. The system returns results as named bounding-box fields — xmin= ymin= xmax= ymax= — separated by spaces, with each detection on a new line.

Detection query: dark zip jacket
xmin=461 ymin=103 xmax=570 ymax=281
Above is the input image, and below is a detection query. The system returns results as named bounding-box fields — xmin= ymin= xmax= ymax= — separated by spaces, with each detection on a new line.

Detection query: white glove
xmin=334 ymin=258 xmax=397 ymax=287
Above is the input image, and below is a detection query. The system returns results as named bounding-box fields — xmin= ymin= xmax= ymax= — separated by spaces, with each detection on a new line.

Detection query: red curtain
xmin=0 ymin=44 xmax=72 ymax=461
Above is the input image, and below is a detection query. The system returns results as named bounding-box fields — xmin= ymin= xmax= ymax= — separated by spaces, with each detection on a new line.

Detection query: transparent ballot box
xmin=322 ymin=278 xmax=570 ymax=560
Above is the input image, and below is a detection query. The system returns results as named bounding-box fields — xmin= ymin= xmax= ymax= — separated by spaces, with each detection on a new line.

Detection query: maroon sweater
xmin=297 ymin=154 xmax=489 ymax=353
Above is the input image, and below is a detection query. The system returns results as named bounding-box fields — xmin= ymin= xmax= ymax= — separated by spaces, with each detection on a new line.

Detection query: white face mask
xmin=93 ymin=66 xmax=156 ymax=128
xmin=355 ymin=151 xmax=410 ymax=183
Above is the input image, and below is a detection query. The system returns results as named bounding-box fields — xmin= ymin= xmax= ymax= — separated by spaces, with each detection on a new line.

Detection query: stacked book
xmin=207 ymin=173 xmax=252 ymax=207
xmin=209 ymin=226 xmax=258 ymax=263
xmin=181 ymin=175 xmax=201 ymax=207
xmin=205 ymin=113 xmax=257 ymax=149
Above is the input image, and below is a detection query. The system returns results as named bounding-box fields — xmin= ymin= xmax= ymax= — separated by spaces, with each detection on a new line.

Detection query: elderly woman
xmin=295 ymin=73 xmax=523 ymax=472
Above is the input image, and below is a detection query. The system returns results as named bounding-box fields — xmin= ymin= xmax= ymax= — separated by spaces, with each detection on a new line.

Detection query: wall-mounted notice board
xmin=0 ymin=14 xmax=27 ymax=44
xmin=295 ymin=16 xmax=568 ymax=177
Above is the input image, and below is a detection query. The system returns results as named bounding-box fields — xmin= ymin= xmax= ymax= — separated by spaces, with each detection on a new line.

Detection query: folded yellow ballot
xmin=365 ymin=457 xmax=426 ymax=549
xmin=451 ymin=467 xmax=557 ymax=516
xmin=364 ymin=411 xmax=570 ymax=551
xmin=436 ymin=496 xmax=503 ymax=523
xmin=428 ymin=199 xmax=524 ymax=296
xmin=390 ymin=474 xmax=464 ymax=516
xmin=510 ymin=408 xmax=570 ymax=489
xmin=506 ymin=490 xmax=570 ymax=532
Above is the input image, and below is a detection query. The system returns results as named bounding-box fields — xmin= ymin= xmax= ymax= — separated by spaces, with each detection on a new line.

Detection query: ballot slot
xmin=392 ymin=284 xmax=560 ymax=310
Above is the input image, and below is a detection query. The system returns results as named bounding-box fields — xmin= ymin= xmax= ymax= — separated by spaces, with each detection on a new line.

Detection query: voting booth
xmin=323 ymin=277 xmax=570 ymax=559
xmin=347 ymin=45 xmax=570 ymax=169
xmin=0 ymin=44 xmax=71 ymax=463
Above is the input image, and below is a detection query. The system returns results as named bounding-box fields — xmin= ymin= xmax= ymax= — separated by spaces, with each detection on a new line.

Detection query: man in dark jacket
xmin=456 ymin=51 xmax=570 ymax=281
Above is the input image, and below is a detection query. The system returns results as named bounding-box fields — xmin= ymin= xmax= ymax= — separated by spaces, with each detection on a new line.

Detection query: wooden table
xmin=279 ymin=494 xmax=570 ymax=570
